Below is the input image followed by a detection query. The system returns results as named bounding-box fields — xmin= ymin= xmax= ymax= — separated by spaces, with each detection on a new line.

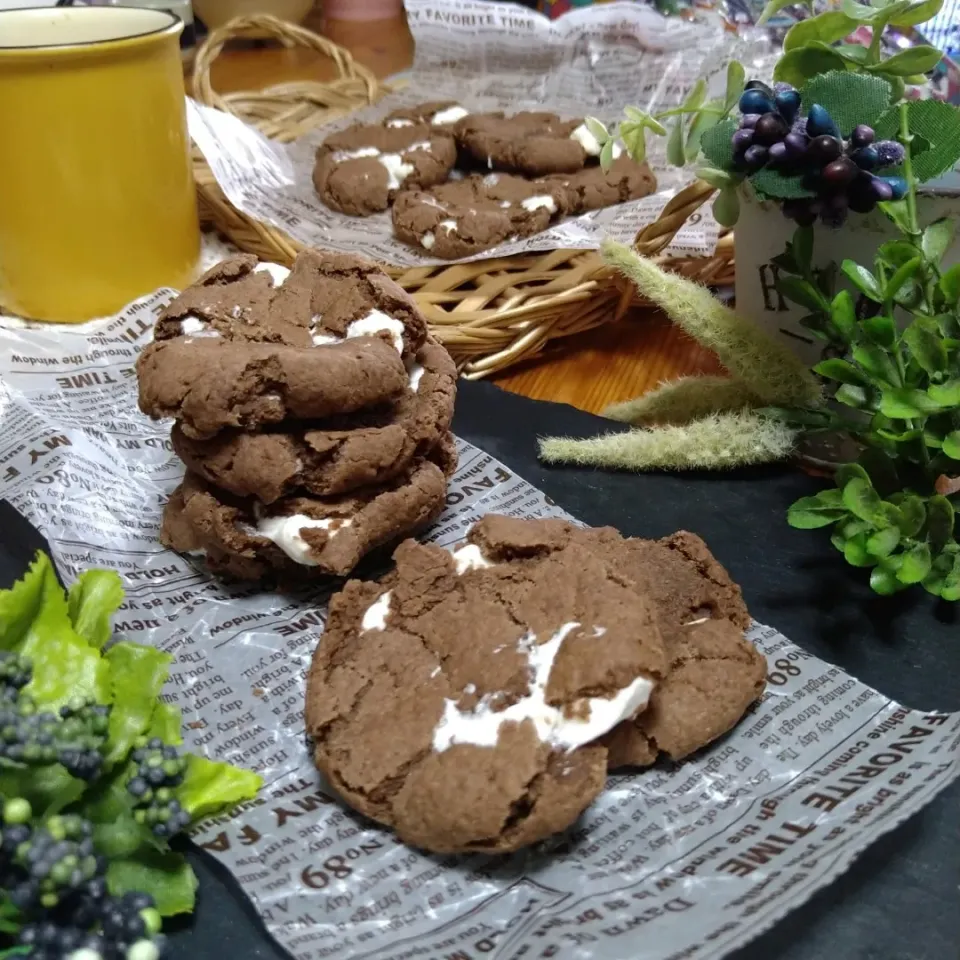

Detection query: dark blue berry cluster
xmin=0 ymin=652 xmax=109 ymax=781
xmin=1 ymin=799 xmax=166 ymax=960
xmin=126 ymin=738 xmax=190 ymax=839
xmin=732 ymin=81 xmax=907 ymax=227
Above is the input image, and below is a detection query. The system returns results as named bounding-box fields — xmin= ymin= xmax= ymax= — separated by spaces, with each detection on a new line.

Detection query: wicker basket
xmin=191 ymin=15 xmax=735 ymax=378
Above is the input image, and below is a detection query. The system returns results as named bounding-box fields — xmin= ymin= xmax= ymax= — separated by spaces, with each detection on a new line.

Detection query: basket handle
xmin=633 ymin=179 xmax=719 ymax=257
xmin=191 ymin=14 xmax=380 ymax=131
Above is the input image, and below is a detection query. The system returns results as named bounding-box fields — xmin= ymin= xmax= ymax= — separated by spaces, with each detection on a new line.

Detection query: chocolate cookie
xmin=467 ymin=519 xmax=763 ymax=767
xmin=153 ymin=251 xmax=427 ymax=359
xmin=305 ymin=514 xmax=667 ymax=854
xmin=454 ymin=112 xmax=598 ymax=176
xmin=538 ymin=154 xmax=658 ymax=214
xmin=137 ymin=337 xmax=408 ymax=440
xmin=313 ymin=123 xmax=457 ymax=216
xmin=392 ymin=173 xmax=569 ymax=258
xmin=385 ymin=101 xmax=469 ymax=128
xmin=170 ymin=339 xmax=457 ymax=502
xmin=161 ymin=442 xmax=456 ymax=580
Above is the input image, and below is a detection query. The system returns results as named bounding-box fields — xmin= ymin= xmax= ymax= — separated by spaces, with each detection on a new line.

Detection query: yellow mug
xmin=0 ymin=6 xmax=200 ymax=323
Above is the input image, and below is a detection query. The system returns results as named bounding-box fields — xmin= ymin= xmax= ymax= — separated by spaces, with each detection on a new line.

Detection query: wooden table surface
xmin=204 ymin=8 xmax=720 ymax=416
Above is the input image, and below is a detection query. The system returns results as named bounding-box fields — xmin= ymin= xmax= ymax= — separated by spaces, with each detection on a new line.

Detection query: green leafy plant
xmin=0 ymin=554 xmax=263 ymax=957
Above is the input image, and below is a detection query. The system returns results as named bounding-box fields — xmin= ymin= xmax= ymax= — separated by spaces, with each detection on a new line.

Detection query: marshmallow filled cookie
xmin=384 ymin=101 xmax=470 ymax=128
xmin=538 ymin=155 xmax=658 ymax=215
xmin=305 ymin=514 xmax=667 ymax=854
xmin=171 ymin=339 xmax=457 ymax=503
xmin=453 ymin=112 xmax=600 ymax=176
xmin=392 ymin=173 xmax=569 ymax=259
xmin=466 ymin=519 xmax=764 ymax=768
xmin=314 ymin=122 xmax=457 ymax=216
xmin=138 ymin=251 xmax=431 ymax=438
xmin=161 ymin=439 xmax=456 ymax=581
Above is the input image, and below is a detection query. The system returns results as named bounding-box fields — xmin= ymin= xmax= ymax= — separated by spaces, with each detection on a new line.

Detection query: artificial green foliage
xmin=874 ymin=97 xmax=960 ymax=181
xmin=798 ymin=71 xmax=894 ymax=137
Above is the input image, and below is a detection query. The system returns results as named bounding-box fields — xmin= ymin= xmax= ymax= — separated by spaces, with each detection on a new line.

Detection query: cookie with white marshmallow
xmin=305 ymin=514 xmax=667 ymax=854
xmin=392 ymin=172 xmax=570 ymax=259
xmin=313 ymin=122 xmax=457 ymax=216
xmin=170 ymin=338 xmax=457 ymax=503
xmin=453 ymin=112 xmax=604 ymax=176
xmin=383 ymin=101 xmax=470 ymax=129
xmin=160 ymin=436 xmax=456 ymax=581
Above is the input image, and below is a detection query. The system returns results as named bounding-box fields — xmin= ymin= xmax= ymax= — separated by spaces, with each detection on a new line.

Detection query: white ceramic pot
xmin=734 ymin=184 xmax=960 ymax=366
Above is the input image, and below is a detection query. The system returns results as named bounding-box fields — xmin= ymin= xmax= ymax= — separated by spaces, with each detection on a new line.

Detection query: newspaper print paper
xmin=0 ymin=291 xmax=957 ymax=960
xmin=188 ymin=0 xmax=779 ymax=266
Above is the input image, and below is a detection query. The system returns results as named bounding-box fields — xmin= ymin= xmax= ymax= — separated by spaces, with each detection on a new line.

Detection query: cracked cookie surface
xmin=537 ymin=155 xmax=658 ymax=214
xmin=314 ymin=122 xmax=457 ymax=216
xmin=305 ymin=514 xmax=666 ymax=854
xmin=392 ymin=173 xmax=569 ymax=258
xmin=171 ymin=339 xmax=457 ymax=502
xmin=137 ymin=251 xmax=429 ymax=439
xmin=161 ymin=438 xmax=456 ymax=581
xmin=453 ymin=112 xmax=596 ymax=176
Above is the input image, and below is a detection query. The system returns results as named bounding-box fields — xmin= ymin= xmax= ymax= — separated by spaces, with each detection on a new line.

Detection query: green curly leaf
xmin=866 ymin=525 xmax=901 ymax=557
xmin=815 ymin=358 xmax=871 ymax=386
xmin=903 ymin=319 xmax=948 ymax=375
xmin=775 ymin=47 xmax=849 ymax=88
xmin=788 ymin=489 xmax=848 ymax=529
xmin=867 ymin=46 xmax=943 ymax=77
xmin=842 ymin=260 xmax=882 ymax=301
xmin=927 ymin=496 xmax=956 ymax=551
xmin=922 ymin=218 xmax=955 ymax=265
xmin=870 ymin=556 xmax=908 ymax=594
xmin=799 ymin=71 xmax=894 ymax=136
xmin=843 ymin=477 xmax=885 ymax=523
xmin=897 ymin=542 xmax=932 ymax=584
xmin=875 ymin=98 xmax=960 ymax=183
xmin=784 ymin=12 xmax=860 ymax=51
xmin=943 ymin=431 xmax=960 ymax=460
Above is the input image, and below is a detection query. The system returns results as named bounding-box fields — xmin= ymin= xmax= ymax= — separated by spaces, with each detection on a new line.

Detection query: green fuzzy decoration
xmin=603 ymin=241 xmax=821 ymax=408
xmin=538 ymin=412 xmax=798 ymax=471
xmin=604 ymin=376 xmax=761 ymax=426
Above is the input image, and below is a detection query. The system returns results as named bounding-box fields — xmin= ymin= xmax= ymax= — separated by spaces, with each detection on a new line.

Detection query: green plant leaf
xmin=836 ymin=462 xmax=871 ymax=489
xmin=867 ymin=46 xmax=944 ymax=76
xmin=758 ymin=0 xmax=809 ymax=23
xmin=883 ymin=257 xmax=922 ymax=304
xmin=862 ymin=312 xmax=897 ymax=348
xmin=943 ymin=431 xmax=960 ymax=460
xmin=103 ymin=642 xmax=172 ymax=767
xmin=878 ymin=199 xmax=915 ymax=234
xmin=696 ymin=166 xmax=734 ymax=189
xmin=834 ymin=42 xmax=871 ymax=64
xmin=599 ymin=139 xmax=616 ymax=170
xmin=619 ymin=121 xmax=647 ymax=163
xmin=176 ymin=754 xmax=263 ymax=821
xmin=875 ymin=98 xmax=960 ymax=183
xmin=815 ymin=358 xmax=872 ymax=386
xmin=895 ymin=494 xmax=926 ymax=536
xmin=724 ymin=60 xmax=746 ymax=111
xmin=853 ymin=344 xmax=899 ymax=386
xmin=890 ymin=0 xmax=944 ymax=24
xmin=876 ymin=239 xmax=919 ymax=268
xmin=870 ymin=557 xmax=907 ymax=594
xmin=897 ymin=541 xmax=932 ymax=583
xmin=903 ymin=319 xmax=948 ymax=375
xmin=829 ymin=290 xmax=858 ymax=341
xmin=845 ymin=532 xmax=878 ymax=567
xmin=584 ymin=117 xmax=609 ymax=142
xmin=775 ymin=47 xmax=849 ymax=88
xmin=67 ymin=569 xmax=125 ymax=649
xmin=147 ymin=702 xmax=183 ymax=745
xmin=929 ymin=379 xmax=960 ymax=405
xmin=939 ymin=264 xmax=960 ymax=305
xmin=712 ymin=185 xmax=740 ymax=227
xmin=667 ymin=117 xmax=686 ymax=168
xmin=927 ymin=495 xmax=956 ymax=551
xmin=107 ymin=849 xmax=198 ymax=917
xmin=836 ymin=383 xmax=871 ymax=408
xmin=866 ymin=525 xmax=901 ymax=557
xmin=686 ymin=103 xmax=722 ymax=163
xmin=777 ymin=276 xmax=826 ymax=311
xmin=922 ymin=218 xmax=955 ymax=264
xmin=843 ymin=476 xmax=885 ymax=523
xmin=923 ymin=548 xmax=959 ymax=598
xmin=749 ymin=168 xmax=817 ymax=199
xmin=880 ymin=388 xmax=944 ymax=419
xmin=788 ymin=490 xmax=848 ymax=529
xmin=799 ymin=71 xmax=894 ymax=137
xmin=700 ymin=117 xmax=737 ymax=171
xmin=784 ymin=12 xmax=860 ymax=51
xmin=842 ymin=260 xmax=882 ymax=301
xmin=791 ymin=226 xmax=814 ymax=271
xmin=940 ymin=553 xmax=960 ymax=601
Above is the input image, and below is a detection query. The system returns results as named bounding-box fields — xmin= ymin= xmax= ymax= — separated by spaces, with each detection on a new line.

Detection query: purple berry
xmin=808 ymin=135 xmax=842 ymax=165
xmin=743 ymin=145 xmax=769 ymax=170
xmin=875 ymin=141 xmax=905 ymax=166
xmin=869 ymin=176 xmax=894 ymax=202
xmin=784 ymin=131 xmax=808 ymax=158
xmin=850 ymin=124 xmax=875 ymax=148
xmin=768 ymin=142 xmax=789 ymax=164
xmin=822 ymin=157 xmax=859 ymax=188
xmin=740 ymin=113 xmax=761 ymax=129
xmin=848 ymin=174 xmax=878 ymax=214
xmin=851 ymin=146 xmax=879 ymax=170
xmin=754 ymin=112 xmax=789 ymax=146
xmin=732 ymin=128 xmax=754 ymax=152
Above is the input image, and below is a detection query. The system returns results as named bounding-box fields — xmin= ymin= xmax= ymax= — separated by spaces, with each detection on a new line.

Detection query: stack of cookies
xmin=312 ymin=101 xmax=658 ymax=259
xmin=136 ymin=251 xmax=458 ymax=581
xmin=306 ymin=514 xmax=766 ymax=854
